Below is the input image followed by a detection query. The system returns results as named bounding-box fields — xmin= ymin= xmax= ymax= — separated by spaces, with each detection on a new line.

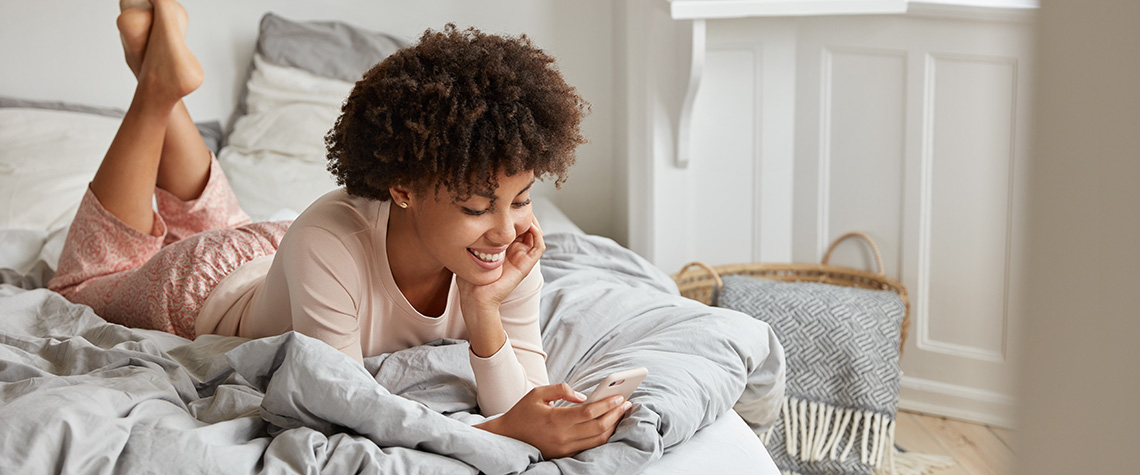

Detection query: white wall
xmin=0 ymin=0 xmax=617 ymax=238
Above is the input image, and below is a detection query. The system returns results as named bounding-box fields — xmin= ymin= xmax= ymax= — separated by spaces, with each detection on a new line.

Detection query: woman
xmin=47 ymin=0 xmax=629 ymax=459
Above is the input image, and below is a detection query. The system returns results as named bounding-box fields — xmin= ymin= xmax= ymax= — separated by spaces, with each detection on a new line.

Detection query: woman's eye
xmin=462 ymin=199 xmax=527 ymax=215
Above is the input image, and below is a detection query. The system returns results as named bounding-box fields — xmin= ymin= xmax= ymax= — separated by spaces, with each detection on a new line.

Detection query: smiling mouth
xmin=469 ymin=249 xmax=505 ymax=262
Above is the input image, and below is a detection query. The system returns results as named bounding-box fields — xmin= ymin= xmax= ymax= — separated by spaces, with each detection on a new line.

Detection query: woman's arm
xmin=457 ymin=221 xmax=549 ymax=414
xmin=465 ymin=264 xmax=548 ymax=414
xmin=462 ymin=294 xmax=509 ymax=359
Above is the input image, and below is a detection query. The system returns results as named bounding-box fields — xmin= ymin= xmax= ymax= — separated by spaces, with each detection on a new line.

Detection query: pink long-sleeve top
xmin=195 ymin=189 xmax=549 ymax=415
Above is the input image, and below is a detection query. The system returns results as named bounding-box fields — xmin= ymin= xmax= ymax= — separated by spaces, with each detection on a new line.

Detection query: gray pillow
xmin=0 ymin=96 xmax=123 ymax=118
xmin=0 ymin=96 xmax=224 ymax=155
xmin=256 ymin=12 xmax=406 ymax=83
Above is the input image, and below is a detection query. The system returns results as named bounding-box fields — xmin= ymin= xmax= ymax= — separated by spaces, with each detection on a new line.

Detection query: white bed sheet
xmin=642 ymin=410 xmax=779 ymax=475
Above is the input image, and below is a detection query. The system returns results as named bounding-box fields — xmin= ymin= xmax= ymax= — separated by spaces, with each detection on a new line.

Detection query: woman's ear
xmin=389 ymin=186 xmax=414 ymax=208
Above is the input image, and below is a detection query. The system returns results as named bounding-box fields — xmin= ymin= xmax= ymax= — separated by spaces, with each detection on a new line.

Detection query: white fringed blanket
xmin=719 ymin=276 xmax=905 ymax=475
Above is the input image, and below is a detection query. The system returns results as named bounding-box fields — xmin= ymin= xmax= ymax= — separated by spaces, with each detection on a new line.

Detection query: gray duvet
xmin=0 ymin=233 xmax=783 ymax=474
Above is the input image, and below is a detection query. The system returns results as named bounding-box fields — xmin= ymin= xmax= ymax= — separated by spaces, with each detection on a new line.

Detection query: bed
xmin=0 ymin=11 xmax=785 ymax=474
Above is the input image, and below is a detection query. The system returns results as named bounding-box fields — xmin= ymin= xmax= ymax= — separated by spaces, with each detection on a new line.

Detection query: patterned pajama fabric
xmin=48 ymin=158 xmax=289 ymax=339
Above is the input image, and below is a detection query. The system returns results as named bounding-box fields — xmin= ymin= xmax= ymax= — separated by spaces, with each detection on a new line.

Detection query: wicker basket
xmin=671 ymin=232 xmax=910 ymax=353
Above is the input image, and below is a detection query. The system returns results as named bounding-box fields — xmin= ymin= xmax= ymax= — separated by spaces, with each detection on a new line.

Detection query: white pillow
xmin=0 ymin=108 xmax=119 ymax=234
xmin=0 ymin=229 xmax=46 ymax=273
xmin=219 ymin=54 xmax=354 ymax=221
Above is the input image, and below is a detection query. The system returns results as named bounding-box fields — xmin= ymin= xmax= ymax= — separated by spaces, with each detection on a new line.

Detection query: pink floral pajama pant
xmin=48 ymin=158 xmax=289 ymax=339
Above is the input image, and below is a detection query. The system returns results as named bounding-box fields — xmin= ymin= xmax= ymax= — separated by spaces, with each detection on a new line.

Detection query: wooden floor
xmin=893 ymin=410 xmax=1015 ymax=475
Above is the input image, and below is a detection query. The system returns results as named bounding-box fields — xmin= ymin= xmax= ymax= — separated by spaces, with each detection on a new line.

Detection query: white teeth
xmin=473 ymin=250 xmax=505 ymax=262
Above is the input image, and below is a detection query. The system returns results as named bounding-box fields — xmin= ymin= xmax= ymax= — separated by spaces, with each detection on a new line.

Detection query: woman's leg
xmin=50 ymin=0 xmax=207 ymax=309
xmin=157 ymin=101 xmax=212 ymax=201
xmin=118 ymin=0 xmax=210 ymax=202
xmin=90 ymin=0 xmax=204 ymax=235
xmin=49 ymin=0 xmax=276 ymax=339
xmin=117 ymin=1 xmax=249 ymax=244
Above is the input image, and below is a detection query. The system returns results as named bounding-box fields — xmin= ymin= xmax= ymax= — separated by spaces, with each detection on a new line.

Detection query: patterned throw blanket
xmin=719 ymin=276 xmax=905 ymax=475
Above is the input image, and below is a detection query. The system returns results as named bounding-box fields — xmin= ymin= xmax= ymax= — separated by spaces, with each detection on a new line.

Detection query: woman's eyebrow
xmin=471 ymin=178 xmax=536 ymax=206
xmin=515 ymin=179 xmax=536 ymax=197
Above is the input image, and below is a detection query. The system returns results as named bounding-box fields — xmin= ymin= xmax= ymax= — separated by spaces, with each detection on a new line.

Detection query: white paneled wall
xmin=625 ymin=4 xmax=1035 ymax=426
xmin=793 ymin=14 xmax=1033 ymax=426
xmin=689 ymin=48 xmax=760 ymax=265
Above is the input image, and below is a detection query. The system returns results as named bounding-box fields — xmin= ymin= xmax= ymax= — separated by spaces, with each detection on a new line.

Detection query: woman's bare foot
xmin=115 ymin=0 xmax=186 ymax=79
xmin=116 ymin=4 xmax=152 ymax=78
xmin=134 ymin=0 xmax=202 ymax=103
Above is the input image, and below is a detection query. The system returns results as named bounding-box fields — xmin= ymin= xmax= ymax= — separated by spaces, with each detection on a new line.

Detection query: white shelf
xmin=667 ymin=0 xmax=907 ymax=19
xmin=665 ymin=0 xmax=1037 ymax=20
xmin=912 ymin=0 xmax=1038 ymax=8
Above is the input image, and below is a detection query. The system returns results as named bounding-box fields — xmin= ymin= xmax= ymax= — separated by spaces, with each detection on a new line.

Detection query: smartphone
xmin=583 ymin=367 xmax=648 ymax=404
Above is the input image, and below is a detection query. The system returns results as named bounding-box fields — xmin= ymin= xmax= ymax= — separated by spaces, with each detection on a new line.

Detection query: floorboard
xmin=893 ymin=412 xmax=972 ymax=475
xmin=893 ymin=410 xmax=1015 ymax=475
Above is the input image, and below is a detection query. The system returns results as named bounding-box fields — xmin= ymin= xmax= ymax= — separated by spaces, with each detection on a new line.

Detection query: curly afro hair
xmin=325 ymin=24 xmax=588 ymax=202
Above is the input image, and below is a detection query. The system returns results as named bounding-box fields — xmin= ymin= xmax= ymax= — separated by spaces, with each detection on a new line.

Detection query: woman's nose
xmin=487 ymin=210 xmax=521 ymax=245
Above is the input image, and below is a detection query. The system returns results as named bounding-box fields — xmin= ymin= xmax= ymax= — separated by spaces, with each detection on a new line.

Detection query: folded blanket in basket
xmin=719 ymin=276 xmax=905 ymax=475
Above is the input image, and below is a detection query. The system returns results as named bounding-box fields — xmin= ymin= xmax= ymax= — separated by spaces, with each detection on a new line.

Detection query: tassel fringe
xmin=759 ymin=396 xmax=955 ymax=475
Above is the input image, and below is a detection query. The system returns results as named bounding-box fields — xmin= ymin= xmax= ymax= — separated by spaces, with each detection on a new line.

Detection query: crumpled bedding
xmin=0 ymin=233 xmax=784 ymax=474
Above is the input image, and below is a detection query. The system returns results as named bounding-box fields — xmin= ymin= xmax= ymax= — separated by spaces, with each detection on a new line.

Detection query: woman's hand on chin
xmin=458 ymin=218 xmax=545 ymax=312
xmin=475 ymin=383 xmax=632 ymax=460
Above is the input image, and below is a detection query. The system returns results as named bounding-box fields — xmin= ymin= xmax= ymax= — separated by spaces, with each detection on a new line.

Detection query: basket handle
xmin=677 ymin=261 xmax=724 ymax=294
xmin=821 ymin=232 xmax=885 ymax=276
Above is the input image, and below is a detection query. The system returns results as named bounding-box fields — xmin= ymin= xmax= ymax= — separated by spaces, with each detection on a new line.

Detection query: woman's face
xmin=407 ymin=170 xmax=537 ymax=285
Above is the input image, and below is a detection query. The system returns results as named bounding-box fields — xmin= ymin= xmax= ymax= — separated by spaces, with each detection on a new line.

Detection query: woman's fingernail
xmin=622 ymin=402 xmax=633 ymax=411
xmin=614 ymin=396 xmax=624 ymax=405
xmin=575 ymin=391 xmax=587 ymax=400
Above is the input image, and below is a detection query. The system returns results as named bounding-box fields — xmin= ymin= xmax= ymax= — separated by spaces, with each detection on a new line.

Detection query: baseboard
xmin=897 ymin=375 xmax=1018 ymax=428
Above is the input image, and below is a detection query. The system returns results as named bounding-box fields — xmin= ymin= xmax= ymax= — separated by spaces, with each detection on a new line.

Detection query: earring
xmin=398 ymin=202 xmax=408 ymax=209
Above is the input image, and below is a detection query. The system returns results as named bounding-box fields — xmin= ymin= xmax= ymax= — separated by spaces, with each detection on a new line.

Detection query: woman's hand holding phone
xmin=475 ymin=382 xmax=632 ymax=460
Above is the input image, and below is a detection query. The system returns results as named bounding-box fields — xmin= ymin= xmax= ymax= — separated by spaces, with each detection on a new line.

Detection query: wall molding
xmin=816 ymin=47 xmax=835 ymax=260
xmin=742 ymin=43 xmax=768 ymax=263
xmin=899 ymin=375 xmax=1017 ymax=427
xmin=706 ymin=22 xmax=798 ymax=264
xmin=816 ymin=46 xmax=908 ymax=259
xmin=916 ymin=52 xmax=1019 ymax=362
